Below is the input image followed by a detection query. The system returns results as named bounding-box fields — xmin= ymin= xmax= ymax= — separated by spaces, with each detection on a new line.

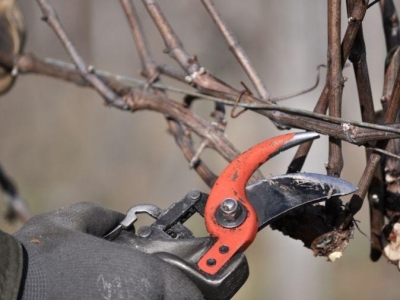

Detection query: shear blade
xmin=245 ymin=173 xmax=357 ymax=231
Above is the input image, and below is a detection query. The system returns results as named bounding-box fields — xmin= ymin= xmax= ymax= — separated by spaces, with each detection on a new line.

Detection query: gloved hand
xmin=14 ymin=202 xmax=204 ymax=300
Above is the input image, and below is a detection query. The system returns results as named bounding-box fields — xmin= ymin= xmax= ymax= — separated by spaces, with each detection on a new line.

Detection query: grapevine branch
xmin=0 ymin=0 xmax=392 ymax=262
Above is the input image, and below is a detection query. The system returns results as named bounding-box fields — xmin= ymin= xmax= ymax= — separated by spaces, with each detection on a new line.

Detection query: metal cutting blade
xmin=245 ymin=173 xmax=357 ymax=231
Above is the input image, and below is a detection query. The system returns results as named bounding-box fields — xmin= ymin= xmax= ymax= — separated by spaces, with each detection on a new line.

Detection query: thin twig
xmin=272 ymin=65 xmax=326 ymax=102
xmin=142 ymin=0 xmax=199 ymax=74
xmin=200 ymin=0 xmax=272 ymax=102
xmin=342 ymin=0 xmax=370 ymax=66
xmin=36 ymin=0 xmax=130 ymax=110
xmin=347 ymin=0 xmax=385 ymax=261
xmin=367 ymin=145 xmax=400 ymax=160
xmin=119 ymin=0 xmax=157 ymax=77
xmin=326 ymin=0 xmax=344 ymax=178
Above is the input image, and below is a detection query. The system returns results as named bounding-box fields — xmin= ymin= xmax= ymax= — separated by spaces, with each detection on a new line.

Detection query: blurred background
xmin=1 ymin=0 xmax=399 ymax=299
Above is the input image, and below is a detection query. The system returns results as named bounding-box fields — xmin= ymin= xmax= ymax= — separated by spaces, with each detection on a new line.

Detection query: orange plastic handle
xmin=197 ymin=133 xmax=301 ymax=275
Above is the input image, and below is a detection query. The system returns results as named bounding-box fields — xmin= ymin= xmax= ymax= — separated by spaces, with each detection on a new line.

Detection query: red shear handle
xmin=197 ymin=132 xmax=319 ymax=275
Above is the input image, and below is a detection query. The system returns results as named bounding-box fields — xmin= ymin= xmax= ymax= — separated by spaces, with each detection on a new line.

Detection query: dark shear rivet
xmin=219 ymin=245 xmax=229 ymax=254
xmin=206 ymin=258 xmax=216 ymax=266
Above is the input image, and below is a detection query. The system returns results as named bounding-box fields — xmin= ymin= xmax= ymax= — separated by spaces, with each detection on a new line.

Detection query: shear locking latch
xmin=197 ymin=132 xmax=320 ymax=275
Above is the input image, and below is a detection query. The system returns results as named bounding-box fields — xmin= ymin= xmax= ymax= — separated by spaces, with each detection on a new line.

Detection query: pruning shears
xmin=104 ymin=132 xmax=357 ymax=300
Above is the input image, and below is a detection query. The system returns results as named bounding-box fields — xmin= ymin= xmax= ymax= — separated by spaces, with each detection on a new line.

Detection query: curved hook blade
xmin=246 ymin=173 xmax=358 ymax=231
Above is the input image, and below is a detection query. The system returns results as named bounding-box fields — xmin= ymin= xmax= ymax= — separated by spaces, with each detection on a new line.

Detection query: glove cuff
xmin=0 ymin=230 xmax=24 ymax=300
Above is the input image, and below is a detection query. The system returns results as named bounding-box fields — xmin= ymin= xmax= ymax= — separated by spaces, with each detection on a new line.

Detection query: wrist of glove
xmin=14 ymin=202 xmax=204 ymax=300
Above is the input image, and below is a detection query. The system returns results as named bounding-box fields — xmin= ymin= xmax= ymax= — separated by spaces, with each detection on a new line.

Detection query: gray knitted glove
xmin=14 ymin=202 xmax=204 ymax=300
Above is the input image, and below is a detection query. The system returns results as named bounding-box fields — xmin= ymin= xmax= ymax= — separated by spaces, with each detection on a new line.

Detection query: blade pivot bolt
xmin=215 ymin=198 xmax=247 ymax=228
xmin=220 ymin=199 xmax=239 ymax=220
